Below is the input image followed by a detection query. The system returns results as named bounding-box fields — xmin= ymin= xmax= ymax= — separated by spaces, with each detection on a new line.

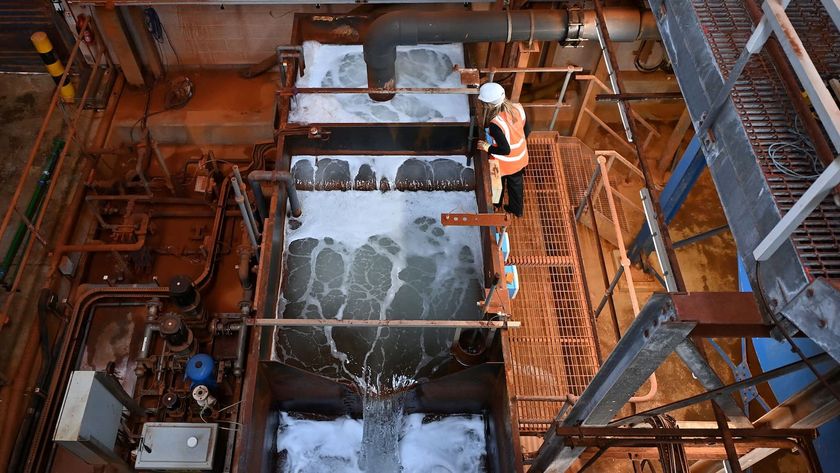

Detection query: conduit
xmin=363 ymin=7 xmax=659 ymax=101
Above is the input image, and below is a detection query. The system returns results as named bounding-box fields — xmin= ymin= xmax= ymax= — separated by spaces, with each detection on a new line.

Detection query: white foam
xmin=286 ymin=190 xmax=478 ymax=250
xmin=290 ymin=41 xmax=470 ymax=124
xmin=276 ymin=412 xmax=487 ymax=473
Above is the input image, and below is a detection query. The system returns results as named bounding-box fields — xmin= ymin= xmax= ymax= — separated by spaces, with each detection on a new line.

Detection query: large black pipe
xmin=364 ymin=10 xmax=569 ymax=101
xmin=363 ymin=8 xmax=659 ymax=101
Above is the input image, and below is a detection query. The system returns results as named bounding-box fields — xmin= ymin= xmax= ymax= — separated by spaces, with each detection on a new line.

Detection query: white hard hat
xmin=478 ymin=82 xmax=506 ymax=106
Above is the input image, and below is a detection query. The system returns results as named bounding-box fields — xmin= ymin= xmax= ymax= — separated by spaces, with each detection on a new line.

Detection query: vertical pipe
xmin=232 ymin=323 xmax=248 ymax=377
xmin=481 ymin=273 xmax=501 ymax=314
xmin=233 ymin=166 xmax=260 ymax=234
xmin=150 ymin=139 xmax=176 ymax=195
xmin=588 ymin=193 xmax=621 ymax=343
xmin=138 ymin=324 xmax=158 ymax=360
xmin=247 ymin=176 xmax=268 ymax=223
xmin=232 ymin=177 xmax=258 ymax=250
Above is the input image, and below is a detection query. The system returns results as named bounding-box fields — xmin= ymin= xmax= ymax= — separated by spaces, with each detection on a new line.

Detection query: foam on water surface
xmin=274 ymin=156 xmax=482 ymax=387
xmin=276 ymin=411 xmax=487 ymax=473
xmin=292 ymin=155 xmax=474 ymax=191
xmin=289 ymin=42 xmax=470 ymax=124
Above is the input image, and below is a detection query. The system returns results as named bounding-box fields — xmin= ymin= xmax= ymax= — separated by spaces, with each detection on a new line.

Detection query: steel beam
xmin=628 ymin=136 xmax=706 ymax=262
xmin=753 ymin=159 xmax=840 ymax=262
xmin=611 ymin=353 xmax=832 ymax=427
xmin=529 ymin=293 xmax=696 ymax=472
xmin=763 ymin=0 xmax=840 ymax=152
xmin=595 ymin=92 xmax=684 ymax=102
xmin=247 ymin=318 xmax=520 ymax=328
xmin=593 ymin=22 xmax=632 ymax=142
xmin=819 ymin=0 xmax=840 ymax=32
xmin=640 ymin=188 xmax=678 ymax=291
xmin=778 ymin=278 xmax=840 ymax=364
xmin=690 ymin=368 xmax=840 ymax=473
xmin=670 ymin=292 xmax=768 ymax=338
xmin=675 ymin=339 xmax=753 ymax=428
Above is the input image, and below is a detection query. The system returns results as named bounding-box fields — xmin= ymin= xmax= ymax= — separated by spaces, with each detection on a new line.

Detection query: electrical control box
xmin=54 ymin=371 xmax=125 ymax=465
xmin=135 ymin=422 xmax=218 ymax=470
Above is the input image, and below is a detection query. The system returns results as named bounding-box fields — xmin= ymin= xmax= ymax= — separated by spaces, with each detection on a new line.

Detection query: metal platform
xmin=651 ymin=0 xmax=840 ymax=360
xmin=504 ymin=133 xmax=600 ymax=435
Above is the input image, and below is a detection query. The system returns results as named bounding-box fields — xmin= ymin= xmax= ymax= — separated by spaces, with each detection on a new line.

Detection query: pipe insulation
xmin=363 ymin=8 xmax=659 ymax=101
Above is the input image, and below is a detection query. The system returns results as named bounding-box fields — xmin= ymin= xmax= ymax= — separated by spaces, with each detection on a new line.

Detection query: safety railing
xmin=0 ymin=20 xmax=114 ymax=326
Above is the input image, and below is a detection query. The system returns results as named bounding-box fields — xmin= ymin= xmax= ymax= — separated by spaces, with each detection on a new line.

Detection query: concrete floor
xmin=0 ymin=73 xmax=74 ymax=417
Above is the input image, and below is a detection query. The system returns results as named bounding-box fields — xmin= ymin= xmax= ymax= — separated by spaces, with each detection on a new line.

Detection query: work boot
xmin=504 ymin=205 xmax=522 ymax=218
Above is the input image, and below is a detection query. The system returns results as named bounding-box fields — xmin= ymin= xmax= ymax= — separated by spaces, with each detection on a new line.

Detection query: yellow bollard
xmin=30 ymin=32 xmax=75 ymax=103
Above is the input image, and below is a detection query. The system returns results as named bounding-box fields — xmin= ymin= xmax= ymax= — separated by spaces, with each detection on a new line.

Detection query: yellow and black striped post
xmin=30 ymin=31 xmax=75 ymax=103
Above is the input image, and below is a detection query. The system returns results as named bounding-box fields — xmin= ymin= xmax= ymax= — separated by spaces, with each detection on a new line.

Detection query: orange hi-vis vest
xmin=490 ymin=103 xmax=529 ymax=176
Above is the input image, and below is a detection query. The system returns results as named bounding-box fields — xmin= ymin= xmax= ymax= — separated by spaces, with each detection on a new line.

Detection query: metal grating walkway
xmin=505 ymin=132 xmax=600 ymax=435
xmin=692 ymin=0 xmax=840 ymax=279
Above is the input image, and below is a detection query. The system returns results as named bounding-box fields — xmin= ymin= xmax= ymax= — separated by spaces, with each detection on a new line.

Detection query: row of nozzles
xmin=363 ymin=7 xmax=659 ymax=100
xmin=291 ymin=158 xmax=476 ymax=192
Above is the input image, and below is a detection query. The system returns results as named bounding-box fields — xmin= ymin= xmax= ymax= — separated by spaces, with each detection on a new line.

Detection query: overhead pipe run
xmin=363 ymin=8 xmax=659 ymax=101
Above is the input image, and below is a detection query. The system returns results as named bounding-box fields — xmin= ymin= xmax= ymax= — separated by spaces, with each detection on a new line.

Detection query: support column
xmin=92 ymin=7 xmax=145 ymax=87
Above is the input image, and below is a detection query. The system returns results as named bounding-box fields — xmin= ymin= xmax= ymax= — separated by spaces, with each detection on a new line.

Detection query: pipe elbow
xmin=364 ymin=11 xmax=411 ymax=101
xmin=248 ymin=171 xmax=302 ymax=217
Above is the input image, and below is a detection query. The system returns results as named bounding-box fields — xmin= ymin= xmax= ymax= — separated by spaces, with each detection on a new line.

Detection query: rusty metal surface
xmin=23 ymin=163 xmax=245 ymax=472
xmin=558 ymin=138 xmax=630 ymax=241
xmin=279 ymin=87 xmax=478 ymax=95
xmin=283 ymin=123 xmax=470 ymax=156
xmin=670 ymin=292 xmax=770 ymax=337
xmin=441 ymin=212 xmax=512 ymax=227
xmin=504 ymin=132 xmax=599 ymax=435
xmin=692 ymin=0 xmax=840 ymax=280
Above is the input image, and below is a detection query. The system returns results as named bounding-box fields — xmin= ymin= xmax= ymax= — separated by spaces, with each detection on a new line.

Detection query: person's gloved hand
xmin=477 ymin=140 xmax=491 ymax=152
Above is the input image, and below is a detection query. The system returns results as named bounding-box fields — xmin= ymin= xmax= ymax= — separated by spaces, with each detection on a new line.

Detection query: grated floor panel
xmin=505 ymin=132 xmax=600 ymax=434
xmin=692 ymin=0 xmax=840 ymax=279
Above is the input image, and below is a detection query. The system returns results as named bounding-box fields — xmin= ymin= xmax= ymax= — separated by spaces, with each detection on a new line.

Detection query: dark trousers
xmin=500 ymin=168 xmax=525 ymax=217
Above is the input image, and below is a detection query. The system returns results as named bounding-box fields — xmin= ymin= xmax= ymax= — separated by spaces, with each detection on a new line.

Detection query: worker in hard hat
xmin=476 ymin=82 xmax=531 ymax=218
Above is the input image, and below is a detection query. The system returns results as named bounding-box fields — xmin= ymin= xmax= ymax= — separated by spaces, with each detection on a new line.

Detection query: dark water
xmin=274 ymin=189 xmax=483 ymax=387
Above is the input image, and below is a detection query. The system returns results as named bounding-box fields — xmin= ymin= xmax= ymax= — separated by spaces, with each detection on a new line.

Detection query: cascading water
xmin=275 ymin=42 xmax=484 ymax=472
xmin=276 ymin=409 xmax=487 ymax=472
xmin=273 ymin=156 xmax=486 ymax=471
xmin=274 ymin=156 xmax=483 ymax=387
xmin=359 ymin=392 xmax=404 ymax=472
